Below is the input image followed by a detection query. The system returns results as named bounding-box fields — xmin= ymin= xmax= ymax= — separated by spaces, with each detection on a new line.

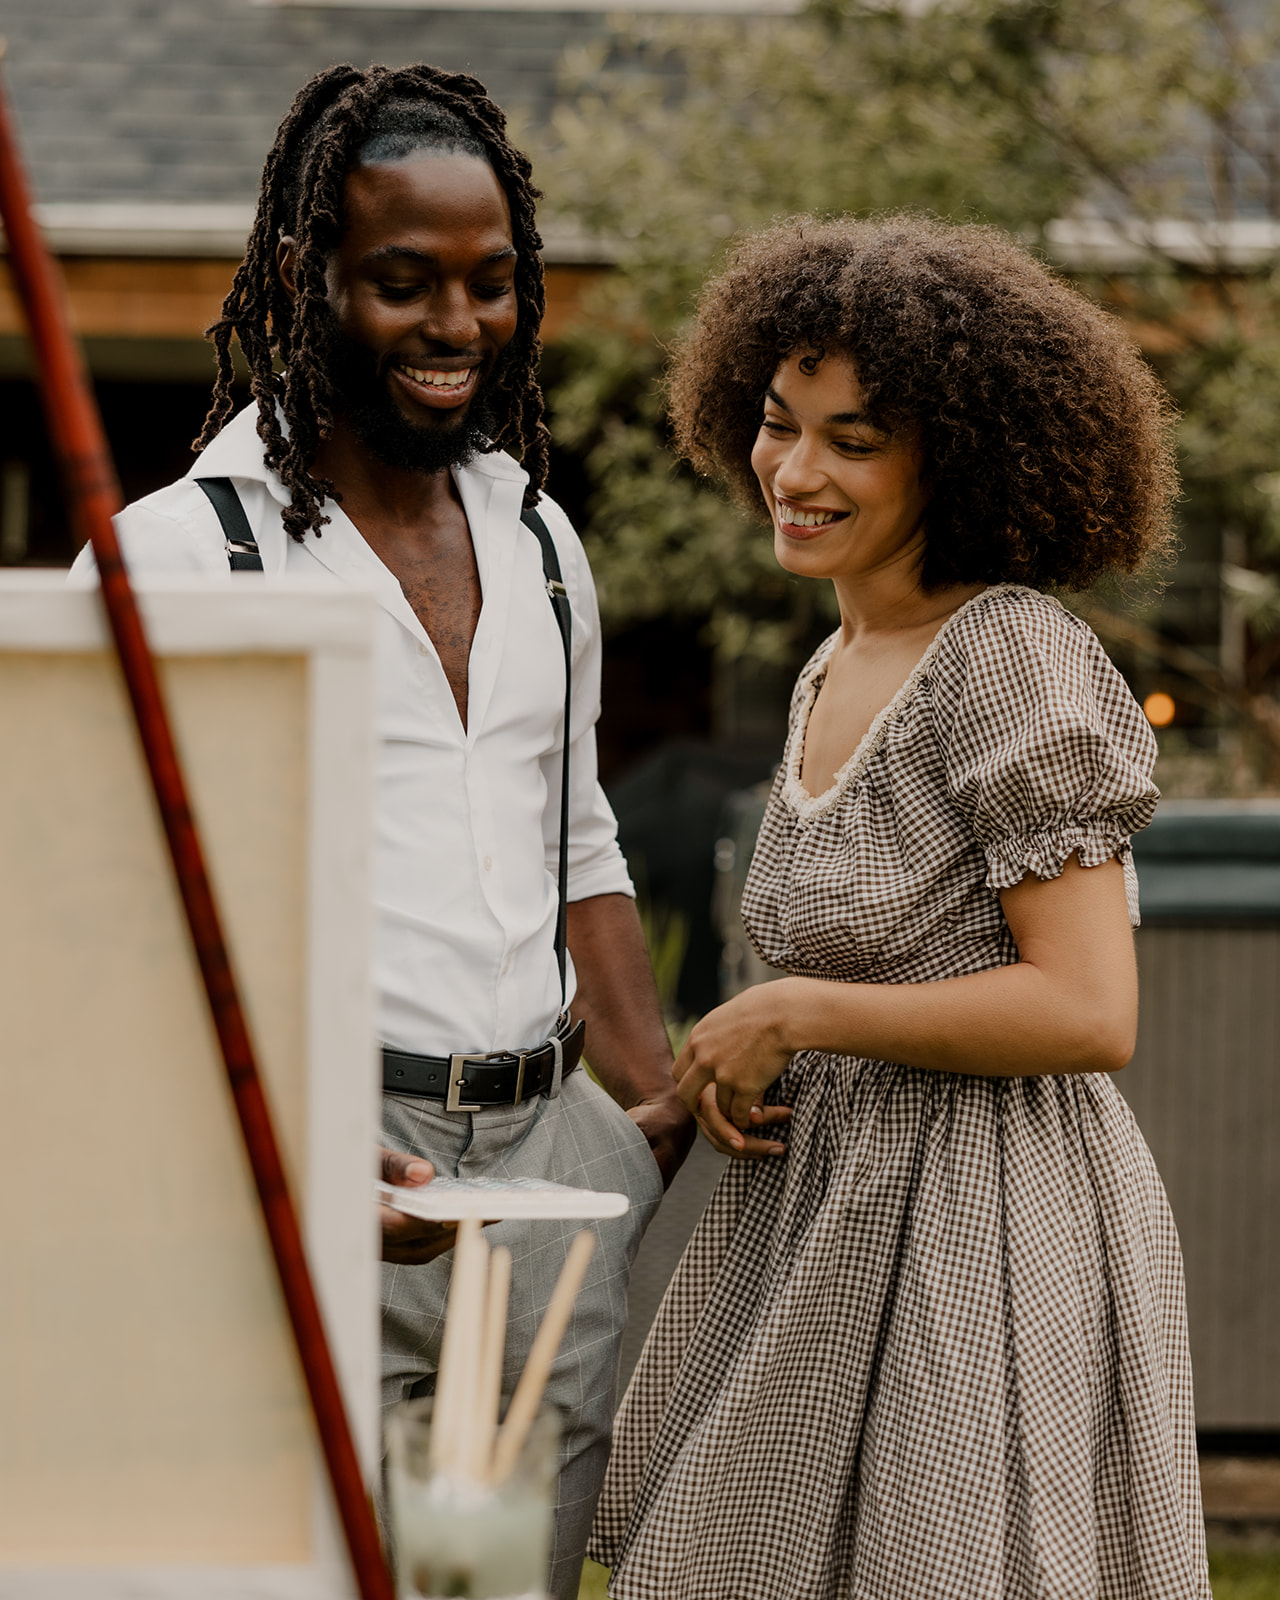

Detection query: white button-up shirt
xmin=72 ymin=405 xmax=633 ymax=1055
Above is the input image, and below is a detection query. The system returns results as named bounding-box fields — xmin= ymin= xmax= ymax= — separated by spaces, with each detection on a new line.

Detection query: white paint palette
xmin=377 ymin=1176 xmax=631 ymax=1221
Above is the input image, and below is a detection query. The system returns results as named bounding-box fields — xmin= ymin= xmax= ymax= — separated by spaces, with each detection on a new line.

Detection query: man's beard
xmin=319 ymin=317 xmax=505 ymax=476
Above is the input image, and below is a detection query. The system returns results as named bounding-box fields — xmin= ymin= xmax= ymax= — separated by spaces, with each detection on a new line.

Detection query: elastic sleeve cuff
xmin=982 ymin=825 xmax=1134 ymax=891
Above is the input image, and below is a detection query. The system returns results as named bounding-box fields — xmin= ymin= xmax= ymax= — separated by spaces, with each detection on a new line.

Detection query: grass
xmin=578 ymin=1559 xmax=610 ymax=1598
xmin=1210 ymin=1548 xmax=1280 ymax=1599
xmin=578 ymin=1550 xmax=1280 ymax=1597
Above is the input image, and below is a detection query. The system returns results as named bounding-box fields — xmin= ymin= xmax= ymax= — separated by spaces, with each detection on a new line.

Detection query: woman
xmin=591 ymin=217 xmax=1208 ymax=1599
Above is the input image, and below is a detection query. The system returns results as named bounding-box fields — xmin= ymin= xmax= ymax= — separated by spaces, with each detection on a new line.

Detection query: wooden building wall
xmin=0 ymin=256 xmax=605 ymax=359
xmin=0 ymin=251 xmax=609 ymax=565
xmin=1120 ymin=926 xmax=1280 ymax=1431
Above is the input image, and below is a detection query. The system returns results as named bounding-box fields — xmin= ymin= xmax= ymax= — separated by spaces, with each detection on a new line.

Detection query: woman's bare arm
xmin=676 ymin=853 xmax=1138 ymax=1154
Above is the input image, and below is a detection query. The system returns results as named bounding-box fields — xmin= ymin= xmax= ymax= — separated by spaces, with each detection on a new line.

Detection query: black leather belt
xmin=382 ymin=1017 xmax=586 ymax=1111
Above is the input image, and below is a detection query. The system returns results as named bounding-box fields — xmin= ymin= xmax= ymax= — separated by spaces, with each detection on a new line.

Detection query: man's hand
xmin=379 ymin=1145 xmax=459 ymax=1265
xmin=566 ymin=894 xmax=696 ymax=1188
xmin=628 ymin=1092 xmax=697 ymax=1189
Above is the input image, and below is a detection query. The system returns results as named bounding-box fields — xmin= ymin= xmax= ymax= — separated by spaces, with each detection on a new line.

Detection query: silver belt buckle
xmin=446 ymin=1052 xmax=496 ymax=1113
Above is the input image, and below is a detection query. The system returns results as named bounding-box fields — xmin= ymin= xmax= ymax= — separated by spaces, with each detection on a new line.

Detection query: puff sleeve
xmin=933 ymin=588 xmax=1158 ymax=924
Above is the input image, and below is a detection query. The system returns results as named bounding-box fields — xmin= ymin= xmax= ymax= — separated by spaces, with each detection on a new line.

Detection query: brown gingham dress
xmin=591 ymin=586 xmax=1209 ymax=1600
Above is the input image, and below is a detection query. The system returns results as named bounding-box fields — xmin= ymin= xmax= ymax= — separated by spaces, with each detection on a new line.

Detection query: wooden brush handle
xmin=474 ymin=1246 xmax=512 ymax=1481
xmin=431 ymin=1219 xmax=487 ymax=1478
xmin=491 ymin=1229 xmax=595 ymax=1484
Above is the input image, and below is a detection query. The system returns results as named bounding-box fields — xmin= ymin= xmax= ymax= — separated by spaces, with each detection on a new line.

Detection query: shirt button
xmin=483 ymin=855 xmax=492 ymax=871
xmin=418 ymin=643 xmax=429 ymax=657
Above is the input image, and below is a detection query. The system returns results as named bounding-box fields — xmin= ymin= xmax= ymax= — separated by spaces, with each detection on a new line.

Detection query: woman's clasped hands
xmin=672 ymin=979 xmax=797 ymax=1159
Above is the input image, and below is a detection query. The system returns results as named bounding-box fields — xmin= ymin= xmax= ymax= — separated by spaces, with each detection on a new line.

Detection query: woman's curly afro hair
xmin=669 ymin=215 xmax=1178 ymax=592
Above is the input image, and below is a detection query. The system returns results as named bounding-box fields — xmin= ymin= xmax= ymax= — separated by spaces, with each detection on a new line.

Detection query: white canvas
xmin=0 ymin=576 xmax=379 ymax=1598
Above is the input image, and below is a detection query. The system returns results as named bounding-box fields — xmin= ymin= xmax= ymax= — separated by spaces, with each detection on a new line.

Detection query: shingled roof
xmin=3 ymin=0 xmax=608 ymax=206
xmin=3 ymin=0 xmax=1277 ymax=264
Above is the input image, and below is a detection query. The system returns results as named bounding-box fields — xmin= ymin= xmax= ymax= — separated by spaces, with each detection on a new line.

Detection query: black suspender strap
xmin=520 ymin=504 xmax=572 ymax=1009
xmin=196 ymin=473 xmax=571 ymax=1008
xmin=195 ymin=477 xmax=264 ymax=571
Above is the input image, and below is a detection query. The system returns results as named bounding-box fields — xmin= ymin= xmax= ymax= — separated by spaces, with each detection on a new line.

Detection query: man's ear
xmin=277 ymin=236 xmax=299 ymax=300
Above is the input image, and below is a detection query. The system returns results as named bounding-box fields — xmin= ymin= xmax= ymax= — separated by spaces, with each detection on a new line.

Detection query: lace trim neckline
xmin=782 ymin=584 xmax=1019 ymax=823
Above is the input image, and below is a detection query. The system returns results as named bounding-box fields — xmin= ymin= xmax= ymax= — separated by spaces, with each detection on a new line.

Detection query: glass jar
xmin=385 ymin=1397 xmax=559 ymax=1600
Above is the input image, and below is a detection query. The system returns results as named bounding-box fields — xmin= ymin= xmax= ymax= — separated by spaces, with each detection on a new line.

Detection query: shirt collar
xmin=184 ymin=403 xmax=290 ymax=501
xmin=184 ymin=402 xmax=530 ymax=507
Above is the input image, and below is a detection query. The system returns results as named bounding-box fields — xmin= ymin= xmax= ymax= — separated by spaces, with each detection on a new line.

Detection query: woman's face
xmin=750 ymin=351 xmax=931 ymax=588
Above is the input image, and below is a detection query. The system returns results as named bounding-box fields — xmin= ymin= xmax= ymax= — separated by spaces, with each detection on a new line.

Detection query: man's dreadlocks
xmin=196 ymin=63 xmax=549 ymax=540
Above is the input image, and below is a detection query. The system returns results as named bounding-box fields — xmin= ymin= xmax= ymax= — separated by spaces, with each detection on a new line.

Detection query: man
xmin=75 ymin=62 xmax=692 ymax=1599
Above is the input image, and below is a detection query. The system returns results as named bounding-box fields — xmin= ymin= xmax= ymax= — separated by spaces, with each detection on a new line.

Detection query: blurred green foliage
xmin=634 ymin=886 xmax=697 ymax=1052
xmin=1209 ymin=1546 xmax=1280 ymax=1599
xmin=529 ymin=0 xmax=1280 ymax=702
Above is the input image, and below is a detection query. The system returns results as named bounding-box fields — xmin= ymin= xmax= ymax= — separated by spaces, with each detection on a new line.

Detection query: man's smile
xmin=391 ymin=361 xmax=480 ymax=408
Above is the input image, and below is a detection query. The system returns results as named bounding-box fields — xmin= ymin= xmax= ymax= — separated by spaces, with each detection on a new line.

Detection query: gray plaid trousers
xmin=381 ymin=1068 xmax=664 ymax=1600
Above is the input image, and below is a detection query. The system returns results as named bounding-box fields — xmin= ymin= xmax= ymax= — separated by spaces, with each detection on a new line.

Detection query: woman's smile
xmin=774 ymin=494 xmax=849 ymax=534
